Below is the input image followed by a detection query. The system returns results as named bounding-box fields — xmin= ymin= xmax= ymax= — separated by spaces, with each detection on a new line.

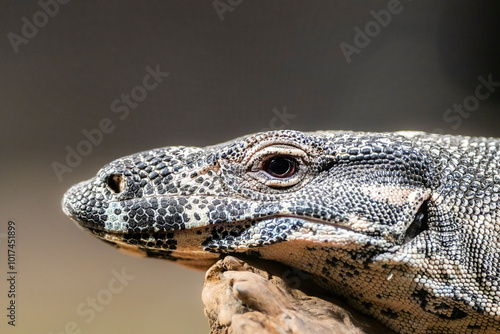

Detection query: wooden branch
xmin=202 ymin=256 xmax=395 ymax=334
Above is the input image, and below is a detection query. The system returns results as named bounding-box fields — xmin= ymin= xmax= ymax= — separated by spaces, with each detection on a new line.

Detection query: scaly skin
xmin=62 ymin=130 xmax=500 ymax=333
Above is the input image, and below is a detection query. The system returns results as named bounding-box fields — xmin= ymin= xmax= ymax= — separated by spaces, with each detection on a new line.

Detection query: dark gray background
xmin=1 ymin=1 xmax=499 ymax=333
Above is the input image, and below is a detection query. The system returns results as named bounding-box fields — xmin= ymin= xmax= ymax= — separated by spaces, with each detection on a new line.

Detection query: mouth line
xmin=75 ymin=214 xmax=355 ymax=237
xmin=265 ymin=215 xmax=355 ymax=232
xmin=64 ymin=192 xmax=356 ymax=234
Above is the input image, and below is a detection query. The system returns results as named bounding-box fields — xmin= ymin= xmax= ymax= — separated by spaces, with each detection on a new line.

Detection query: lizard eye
xmin=263 ymin=156 xmax=297 ymax=178
xmin=106 ymin=174 xmax=125 ymax=194
xmin=245 ymin=145 xmax=309 ymax=190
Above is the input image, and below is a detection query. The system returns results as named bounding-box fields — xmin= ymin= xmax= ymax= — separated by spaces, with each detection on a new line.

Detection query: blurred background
xmin=1 ymin=1 xmax=499 ymax=333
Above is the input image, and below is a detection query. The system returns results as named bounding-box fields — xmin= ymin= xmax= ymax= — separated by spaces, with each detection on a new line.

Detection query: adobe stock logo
xmin=51 ymin=64 xmax=170 ymax=182
xmin=7 ymin=0 xmax=71 ymax=54
xmin=212 ymin=0 xmax=243 ymax=21
xmin=339 ymin=0 xmax=410 ymax=64
xmin=48 ymin=267 xmax=135 ymax=334
xmin=260 ymin=106 xmax=296 ymax=132
xmin=439 ymin=74 xmax=499 ymax=131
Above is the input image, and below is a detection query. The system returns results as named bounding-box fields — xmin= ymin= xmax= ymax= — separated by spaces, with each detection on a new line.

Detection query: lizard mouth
xmin=62 ymin=179 xmax=358 ymax=237
xmin=79 ymin=214 xmax=360 ymax=256
xmin=63 ymin=174 xmax=428 ymax=254
xmin=64 ymin=185 xmax=428 ymax=254
xmin=68 ymin=210 xmax=355 ymax=237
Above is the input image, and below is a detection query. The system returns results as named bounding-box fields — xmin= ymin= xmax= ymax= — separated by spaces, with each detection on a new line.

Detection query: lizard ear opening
xmin=403 ymin=199 xmax=429 ymax=243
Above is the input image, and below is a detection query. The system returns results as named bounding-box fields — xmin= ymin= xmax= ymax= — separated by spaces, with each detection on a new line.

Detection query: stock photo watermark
xmin=436 ymin=74 xmax=499 ymax=133
xmin=48 ymin=267 xmax=135 ymax=334
xmin=7 ymin=0 xmax=71 ymax=54
xmin=339 ymin=0 xmax=410 ymax=64
xmin=282 ymin=267 xmax=309 ymax=289
xmin=260 ymin=106 xmax=296 ymax=132
xmin=212 ymin=0 xmax=243 ymax=21
xmin=51 ymin=64 xmax=169 ymax=182
xmin=5 ymin=221 xmax=17 ymax=327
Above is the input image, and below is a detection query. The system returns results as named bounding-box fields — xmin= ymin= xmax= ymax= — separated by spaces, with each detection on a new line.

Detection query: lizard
xmin=62 ymin=130 xmax=500 ymax=333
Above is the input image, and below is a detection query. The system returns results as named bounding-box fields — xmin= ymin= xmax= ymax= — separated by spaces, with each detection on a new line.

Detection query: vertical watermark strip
xmin=5 ymin=220 xmax=17 ymax=326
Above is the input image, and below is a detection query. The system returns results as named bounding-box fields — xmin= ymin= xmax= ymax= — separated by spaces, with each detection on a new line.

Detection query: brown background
xmin=1 ymin=1 xmax=499 ymax=333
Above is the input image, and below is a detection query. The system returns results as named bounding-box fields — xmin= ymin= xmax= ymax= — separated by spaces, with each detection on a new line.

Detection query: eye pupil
xmin=106 ymin=174 xmax=125 ymax=193
xmin=265 ymin=156 xmax=296 ymax=178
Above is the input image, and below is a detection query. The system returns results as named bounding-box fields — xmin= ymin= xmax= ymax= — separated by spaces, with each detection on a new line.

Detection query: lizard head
xmin=62 ymin=130 xmax=436 ymax=271
xmin=64 ymin=130 xmax=500 ymax=331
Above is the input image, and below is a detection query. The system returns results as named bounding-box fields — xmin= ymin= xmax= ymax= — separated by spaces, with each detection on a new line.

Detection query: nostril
xmin=106 ymin=174 xmax=125 ymax=194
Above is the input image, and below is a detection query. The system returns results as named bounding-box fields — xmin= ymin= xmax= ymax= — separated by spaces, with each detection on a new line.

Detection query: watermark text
xmin=51 ymin=64 xmax=169 ymax=182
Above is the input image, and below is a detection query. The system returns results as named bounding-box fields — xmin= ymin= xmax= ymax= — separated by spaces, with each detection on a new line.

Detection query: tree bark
xmin=202 ymin=256 xmax=395 ymax=334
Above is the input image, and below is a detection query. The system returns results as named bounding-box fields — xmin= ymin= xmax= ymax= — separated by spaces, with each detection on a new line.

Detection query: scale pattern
xmin=62 ymin=130 xmax=500 ymax=333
